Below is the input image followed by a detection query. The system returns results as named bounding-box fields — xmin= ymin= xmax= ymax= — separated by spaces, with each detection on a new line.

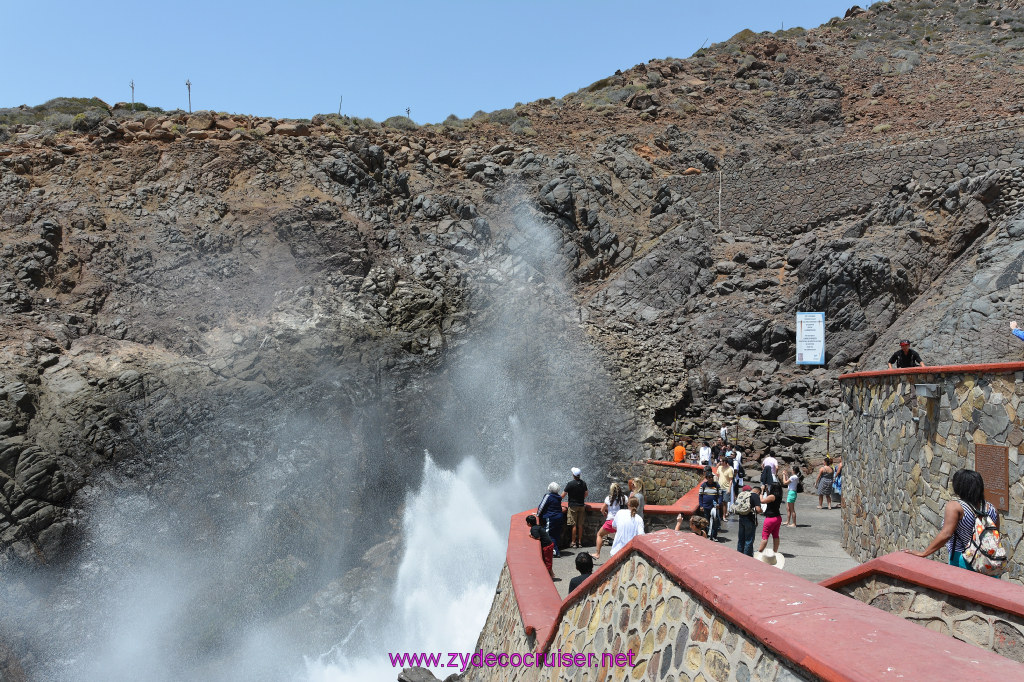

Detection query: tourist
xmin=525 ymin=515 xmax=555 ymax=578
xmin=627 ymin=478 xmax=646 ymax=517
xmin=591 ymin=483 xmax=627 ymax=561
xmin=698 ymin=467 xmax=724 ymax=541
xmin=785 ymin=466 xmax=800 ymax=527
xmin=733 ymin=447 xmax=745 ymax=497
xmin=832 ymin=457 xmax=843 ymax=508
xmin=720 ymin=425 xmax=729 ymax=444
xmin=1011 ymin=321 xmax=1024 ymax=343
xmin=672 ymin=440 xmax=686 ymax=463
xmin=676 ymin=512 xmax=709 ymax=538
xmin=887 ymin=339 xmax=925 ymax=369
xmin=735 ymin=484 xmax=761 ymax=556
xmin=760 ymin=455 xmax=778 ymax=486
xmin=538 ymin=482 xmax=566 ymax=558
xmin=562 ymin=467 xmax=588 ymax=549
xmin=610 ymin=496 xmax=645 ymax=557
xmin=815 ymin=457 xmax=835 ymax=510
xmin=756 ymin=476 xmax=784 ymax=557
xmin=568 ymin=552 xmax=593 ymax=593
xmin=698 ymin=440 xmax=712 ymax=466
xmin=907 ymin=469 xmax=1000 ymax=571
xmin=716 ymin=454 xmax=734 ymax=521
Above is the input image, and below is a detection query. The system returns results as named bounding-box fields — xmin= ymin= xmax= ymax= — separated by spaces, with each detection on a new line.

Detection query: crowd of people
xmin=528 ymin=432 xmax=1004 ymax=587
xmin=526 ymin=440 xmax=848 ymax=584
xmin=526 ymin=467 xmax=650 ymax=590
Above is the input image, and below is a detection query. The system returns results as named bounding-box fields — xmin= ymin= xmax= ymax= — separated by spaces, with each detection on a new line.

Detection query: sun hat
xmin=753 ymin=548 xmax=786 ymax=569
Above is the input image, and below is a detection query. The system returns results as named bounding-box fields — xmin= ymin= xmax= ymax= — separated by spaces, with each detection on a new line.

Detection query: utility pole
xmin=129 ymin=80 xmax=135 ymax=112
xmin=406 ymin=107 xmax=411 ymax=119
xmin=185 ymin=79 xmax=192 ymax=114
xmin=338 ymin=95 xmax=343 ymax=116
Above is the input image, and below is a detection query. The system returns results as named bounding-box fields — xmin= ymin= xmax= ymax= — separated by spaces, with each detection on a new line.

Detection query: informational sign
xmin=975 ymin=444 xmax=1009 ymax=512
xmin=796 ymin=312 xmax=825 ymax=365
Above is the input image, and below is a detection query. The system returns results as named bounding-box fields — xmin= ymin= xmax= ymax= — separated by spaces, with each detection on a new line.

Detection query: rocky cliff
xmin=3 ymin=0 xmax=1024 ymax=676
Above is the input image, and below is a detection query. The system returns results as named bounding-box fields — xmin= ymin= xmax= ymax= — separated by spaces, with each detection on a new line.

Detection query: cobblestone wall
xmin=841 ymin=367 xmax=1024 ymax=582
xmin=837 ymin=574 xmax=1024 ymax=663
xmin=612 ymin=461 xmax=703 ymax=506
xmin=676 ymin=117 xmax=1024 ymax=237
xmin=467 ymin=565 xmax=535 ymax=682
xmin=468 ymin=555 xmax=807 ymax=682
xmin=547 ymin=553 xmax=807 ymax=682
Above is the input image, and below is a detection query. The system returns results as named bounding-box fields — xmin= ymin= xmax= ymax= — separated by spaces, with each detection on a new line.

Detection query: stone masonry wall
xmin=841 ymin=367 xmax=1024 ymax=582
xmin=675 ymin=117 xmax=1024 ymax=237
xmin=468 ymin=554 xmax=808 ymax=682
xmin=546 ymin=553 xmax=808 ymax=682
xmin=611 ymin=461 xmax=703 ymax=506
xmin=838 ymin=574 xmax=1024 ymax=664
xmin=467 ymin=565 xmax=535 ymax=682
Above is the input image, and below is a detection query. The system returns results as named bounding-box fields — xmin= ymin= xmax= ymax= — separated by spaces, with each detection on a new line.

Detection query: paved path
xmin=552 ymin=493 xmax=858 ymax=598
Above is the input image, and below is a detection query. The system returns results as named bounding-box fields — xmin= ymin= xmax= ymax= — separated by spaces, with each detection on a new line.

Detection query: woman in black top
xmin=756 ymin=480 xmax=784 ymax=556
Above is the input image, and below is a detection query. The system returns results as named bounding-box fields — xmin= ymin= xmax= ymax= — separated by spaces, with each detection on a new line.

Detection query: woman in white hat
xmin=538 ymin=482 xmax=566 ymax=558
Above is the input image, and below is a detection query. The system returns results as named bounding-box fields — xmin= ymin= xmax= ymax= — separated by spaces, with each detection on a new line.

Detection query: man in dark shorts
xmin=888 ymin=340 xmax=925 ymax=369
xmin=562 ymin=467 xmax=588 ymax=549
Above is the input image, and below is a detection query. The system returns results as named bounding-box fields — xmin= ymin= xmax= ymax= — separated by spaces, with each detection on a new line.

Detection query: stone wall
xmin=467 ymin=565 xmax=536 ymax=682
xmin=467 ymin=549 xmax=807 ymax=682
xmin=544 ymin=553 xmax=808 ymax=682
xmin=465 ymin=526 xmax=1024 ymax=682
xmin=675 ymin=117 xmax=1024 ymax=238
xmin=611 ymin=460 xmax=704 ymax=506
xmin=840 ymin=364 xmax=1024 ymax=582
xmin=837 ymin=573 xmax=1024 ymax=663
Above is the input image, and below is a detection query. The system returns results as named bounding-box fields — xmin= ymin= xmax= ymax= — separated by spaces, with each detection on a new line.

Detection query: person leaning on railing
xmin=888 ymin=339 xmax=925 ymax=369
xmin=905 ymin=469 xmax=999 ymax=571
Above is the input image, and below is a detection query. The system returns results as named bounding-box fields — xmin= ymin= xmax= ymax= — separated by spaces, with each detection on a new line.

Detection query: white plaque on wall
xmin=796 ymin=312 xmax=825 ymax=366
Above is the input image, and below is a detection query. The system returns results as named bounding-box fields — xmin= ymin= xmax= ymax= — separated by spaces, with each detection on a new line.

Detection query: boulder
xmin=186 ymin=111 xmax=215 ymax=130
xmin=275 ymin=123 xmax=311 ymax=136
xmin=779 ymin=407 xmax=810 ymax=438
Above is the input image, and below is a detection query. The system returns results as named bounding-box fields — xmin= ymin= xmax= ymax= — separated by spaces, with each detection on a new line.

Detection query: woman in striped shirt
xmin=907 ymin=469 xmax=999 ymax=570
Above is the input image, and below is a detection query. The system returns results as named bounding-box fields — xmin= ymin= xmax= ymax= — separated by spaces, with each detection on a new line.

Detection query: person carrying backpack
xmin=907 ymin=469 xmax=1007 ymax=576
xmin=734 ymin=484 xmax=761 ymax=556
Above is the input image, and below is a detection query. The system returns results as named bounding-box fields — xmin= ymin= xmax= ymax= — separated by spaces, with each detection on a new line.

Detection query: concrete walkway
xmin=552 ymin=493 xmax=858 ymax=598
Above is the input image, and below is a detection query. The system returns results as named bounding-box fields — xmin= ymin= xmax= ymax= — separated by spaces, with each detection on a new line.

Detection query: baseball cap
xmin=899 ymin=339 xmax=911 ymax=346
xmin=571 ymin=467 xmax=581 ymax=477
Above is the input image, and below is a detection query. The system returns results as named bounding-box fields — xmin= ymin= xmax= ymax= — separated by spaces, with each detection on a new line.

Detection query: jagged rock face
xmin=2 ymin=0 xmax=1024 ymax=675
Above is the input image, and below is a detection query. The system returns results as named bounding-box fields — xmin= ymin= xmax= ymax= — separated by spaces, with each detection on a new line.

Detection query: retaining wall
xmin=611 ymin=460 xmax=704 ymax=506
xmin=822 ymin=553 xmax=1024 ymax=663
xmin=466 ymin=517 xmax=1024 ymax=681
xmin=839 ymin=363 xmax=1024 ymax=582
xmin=674 ymin=117 xmax=1024 ymax=237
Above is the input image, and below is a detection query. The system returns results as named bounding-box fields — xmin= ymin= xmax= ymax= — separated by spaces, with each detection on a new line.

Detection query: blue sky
xmin=5 ymin=1 xmax=864 ymax=123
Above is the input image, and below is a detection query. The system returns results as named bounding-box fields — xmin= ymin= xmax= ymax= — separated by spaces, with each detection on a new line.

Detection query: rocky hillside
xmin=2 ymin=0 xmax=1024 ymax=675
